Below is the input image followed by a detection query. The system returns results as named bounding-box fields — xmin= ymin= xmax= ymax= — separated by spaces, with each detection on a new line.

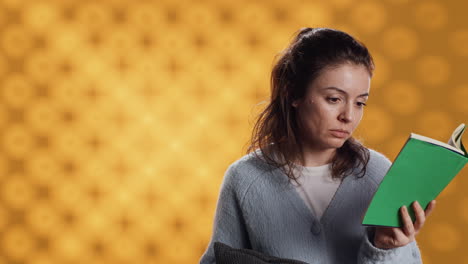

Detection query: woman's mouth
xmin=330 ymin=130 xmax=350 ymax=138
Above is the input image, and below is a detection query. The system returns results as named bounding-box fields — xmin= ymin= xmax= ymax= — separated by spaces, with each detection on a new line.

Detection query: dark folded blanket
xmin=214 ymin=242 xmax=309 ymax=264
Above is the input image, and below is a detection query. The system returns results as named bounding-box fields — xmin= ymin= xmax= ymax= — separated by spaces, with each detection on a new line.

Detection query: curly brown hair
xmin=245 ymin=27 xmax=374 ymax=186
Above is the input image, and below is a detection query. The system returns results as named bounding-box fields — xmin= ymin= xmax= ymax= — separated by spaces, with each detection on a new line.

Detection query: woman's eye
xmin=357 ymin=102 xmax=367 ymax=107
xmin=327 ymin=97 xmax=340 ymax=103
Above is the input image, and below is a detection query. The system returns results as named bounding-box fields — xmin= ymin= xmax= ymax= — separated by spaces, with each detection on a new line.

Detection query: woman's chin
xmin=328 ymin=138 xmax=347 ymax=147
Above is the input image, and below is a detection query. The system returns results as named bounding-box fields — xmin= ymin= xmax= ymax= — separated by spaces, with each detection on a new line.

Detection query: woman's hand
xmin=373 ymin=200 xmax=436 ymax=249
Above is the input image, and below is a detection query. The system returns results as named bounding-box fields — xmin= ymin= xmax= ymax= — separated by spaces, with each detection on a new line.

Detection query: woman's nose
xmin=338 ymin=104 xmax=353 ymax=123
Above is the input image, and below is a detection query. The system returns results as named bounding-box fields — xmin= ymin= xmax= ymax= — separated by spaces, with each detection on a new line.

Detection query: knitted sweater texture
xmin=200 ymin=148 xmax=422 ymax=264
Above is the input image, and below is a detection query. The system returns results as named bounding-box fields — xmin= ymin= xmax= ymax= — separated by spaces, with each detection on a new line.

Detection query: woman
xmin=200 ymin=27 xmax=436 ymax=264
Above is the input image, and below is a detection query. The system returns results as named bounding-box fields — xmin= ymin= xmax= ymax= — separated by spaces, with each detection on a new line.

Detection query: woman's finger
xmin=400 ymin=205 xmax=415 ymax=237
xmin=391 ymin=226 xmax=410 ymax=245
xmin=412 ymin=201 xmax=426 ymax=233
xmin=425 ymin=200 xmax=436 ymax=217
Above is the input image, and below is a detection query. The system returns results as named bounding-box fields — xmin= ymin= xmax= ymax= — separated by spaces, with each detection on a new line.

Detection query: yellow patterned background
xmin=0 ymin=0 xmax=466 ymax=263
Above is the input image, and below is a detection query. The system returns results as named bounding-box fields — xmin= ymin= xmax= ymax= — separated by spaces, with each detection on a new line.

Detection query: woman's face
xmin=292 ymin=62 xmax=371 ymax=151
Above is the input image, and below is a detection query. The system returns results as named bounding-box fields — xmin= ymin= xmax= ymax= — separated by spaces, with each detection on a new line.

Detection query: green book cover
xmin=362 ymin=123 xmax=468 ymax=227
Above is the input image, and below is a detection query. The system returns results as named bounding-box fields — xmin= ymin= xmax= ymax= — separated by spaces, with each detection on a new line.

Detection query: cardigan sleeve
xmin=358 ymin=149 xmax=423 ymax=263
xmin=357 ymin=226 xmax=423 ymax=264
xmin=199 ymin=164 xmax=252 ymax=264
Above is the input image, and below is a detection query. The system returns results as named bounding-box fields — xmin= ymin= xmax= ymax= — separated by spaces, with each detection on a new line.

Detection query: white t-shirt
xmin=291 ymin=163 xmax=341 ymax=220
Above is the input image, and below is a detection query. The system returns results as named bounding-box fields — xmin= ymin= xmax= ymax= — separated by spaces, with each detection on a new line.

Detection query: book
xmin=362 ymin=123 xmax=468 ymax=227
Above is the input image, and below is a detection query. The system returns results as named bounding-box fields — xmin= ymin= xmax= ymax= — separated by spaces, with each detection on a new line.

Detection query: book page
xmin=411 ymin=133 xmax=464 ymax=155
xmin=448 ymin=123 xmax=466 ymax=152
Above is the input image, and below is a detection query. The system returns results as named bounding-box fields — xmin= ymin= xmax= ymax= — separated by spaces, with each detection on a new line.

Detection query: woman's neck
xmin=295 ymin=147 xmax=336 ymax=167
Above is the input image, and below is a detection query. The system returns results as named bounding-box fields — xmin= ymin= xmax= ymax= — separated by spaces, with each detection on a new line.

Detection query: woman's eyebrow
xmin=322 ymin=86 xmax=369 ymax=97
